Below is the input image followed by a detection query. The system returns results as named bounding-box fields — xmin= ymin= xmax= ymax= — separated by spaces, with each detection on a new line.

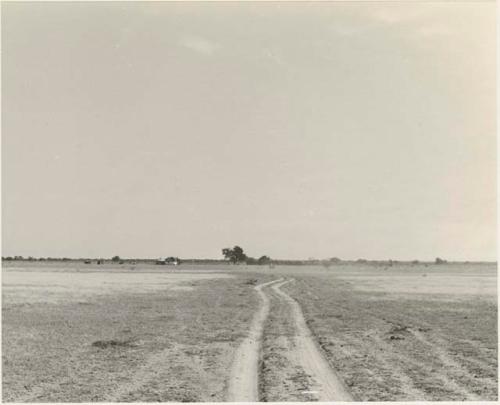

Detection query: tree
xmin=246 ymin=257 xmax=257 ymax=265
xmin=222 ymin=246 xmax=247 ymax=264
xmin=112 ymin=255 xmax=121 ymax=262
xmin=257 ymin=255 xmax=272 ymax=265
xmin=435 ymin=257 xmax=447 ymax=264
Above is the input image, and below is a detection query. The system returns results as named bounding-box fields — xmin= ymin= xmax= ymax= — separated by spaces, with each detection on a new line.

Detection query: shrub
xmin=257 ymin=255 xmax=272 ymax=265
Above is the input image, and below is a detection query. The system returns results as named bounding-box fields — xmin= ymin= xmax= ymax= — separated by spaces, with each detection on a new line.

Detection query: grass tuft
xmin=91 ymin=339 xmax=135 ymax=349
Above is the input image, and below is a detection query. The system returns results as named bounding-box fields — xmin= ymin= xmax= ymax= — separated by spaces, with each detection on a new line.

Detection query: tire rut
xmin=271 ymin=279 xmax=353 ymax=401
xmin=226 ymin=278 xmax=283 ymax=401
xmin=228 ymin=278 xmax=353 ymax=402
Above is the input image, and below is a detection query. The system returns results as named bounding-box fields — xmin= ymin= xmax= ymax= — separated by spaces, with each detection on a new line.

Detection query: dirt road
xmin=271 ymin=280 xmax=353 ymax=401
xmin=226 ymin=279 xmax=283 ymax=401
xmin=228 ymin=278 xmax=352 ymax=401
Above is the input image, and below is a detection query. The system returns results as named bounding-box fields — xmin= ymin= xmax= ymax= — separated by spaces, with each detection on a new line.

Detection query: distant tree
xmin=329 ymin=257 xmax=342 ymax=263
xmin=222 ymin=246 xmax=247 ymax=264
xmin=112 ymin=255 xmax=121 ymax=262
xmin=435 ymin=257 xmax=447 ymax=264
xmin=257 ymin=255 xmax=272 ymax=265
xmin=4 ymin=257 xmax=13 ymax=261
xmin=246 ymin=257 xmax=257 ymax=265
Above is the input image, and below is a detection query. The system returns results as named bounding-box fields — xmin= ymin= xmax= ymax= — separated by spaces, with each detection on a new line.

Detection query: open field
xmin=2 ymin=261 xmax=497 ymax=401
xmin=281 ymin=265 xmax=498 ymax=401
xmin=2 ymin=262 xmax=273 ymax=402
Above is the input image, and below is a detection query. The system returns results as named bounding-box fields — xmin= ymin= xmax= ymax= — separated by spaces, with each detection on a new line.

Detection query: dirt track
xmin=271 ymin=280 xmax=353 ymax=401
xmin=227 ymin=278 xmax=352 ymax=401
xmin=3 ymin=264 xmax=496 ymax=401
xmin=226 ymin=279 xmax=283 ymax=401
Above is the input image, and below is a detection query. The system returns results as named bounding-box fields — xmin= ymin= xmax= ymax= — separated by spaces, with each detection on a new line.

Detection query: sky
xmin=2 ymin=1 xmax=497 ymax=261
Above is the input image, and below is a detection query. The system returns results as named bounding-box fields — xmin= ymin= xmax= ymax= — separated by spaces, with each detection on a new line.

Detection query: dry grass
xmin=284 ymin=264 xmax=497 ymax=401
xmin=2 ymin=265 xmax=272 ymax=402
xmin=259 ymin=283 xmax=316 ymax=402
xmin=2 ymin=262 xmax=497 ymax=402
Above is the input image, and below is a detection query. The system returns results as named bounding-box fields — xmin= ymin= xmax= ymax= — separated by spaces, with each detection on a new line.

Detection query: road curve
xmin=226 ymin=278 xmax=283 ymax=402
xmin=272 ymin=279 xmax=354 ymax=401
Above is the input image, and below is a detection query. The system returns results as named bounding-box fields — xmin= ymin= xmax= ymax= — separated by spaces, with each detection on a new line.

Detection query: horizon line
xmin=1 ymin=255 xmax=497 ymax=264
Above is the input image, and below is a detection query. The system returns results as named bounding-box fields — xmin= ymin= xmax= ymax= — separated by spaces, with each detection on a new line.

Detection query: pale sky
xmin=2 ymin=2 xmax=497 ymax=261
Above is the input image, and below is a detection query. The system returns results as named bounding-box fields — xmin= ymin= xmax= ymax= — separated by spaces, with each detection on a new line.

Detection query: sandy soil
xmin=228 ymin=277 xmax=353 ymax=401
xmin=2 ymin=265 xmax=271 ymax=402
xmin=284 ymin=265 xmax=497 ymax=401
xmin=2 ymin=268 xmax=233 ymax=305
xmin=258 ymin=279 xmax=352 ymax=401
xmin=2 ymin=262 xmax=497 ymax=402
xmin=226 ymin=279 xmax=283 ymax=401
xmin=270 ymin=279 xmax=353 ymax=401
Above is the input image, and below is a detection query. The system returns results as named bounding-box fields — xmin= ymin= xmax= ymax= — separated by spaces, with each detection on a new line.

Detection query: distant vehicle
xmin=166 ymin=257 xmax=180 ymax=265
xmin=156 ymin=257 xmax=180 ymax=265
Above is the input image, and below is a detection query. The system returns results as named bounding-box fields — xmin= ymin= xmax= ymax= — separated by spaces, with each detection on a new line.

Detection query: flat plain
xmin=2 ymin=261 xmax=497 ymax=401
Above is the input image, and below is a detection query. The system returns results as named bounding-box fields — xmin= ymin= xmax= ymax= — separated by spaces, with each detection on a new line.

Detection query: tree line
xmin=2 ymin=253 xmax=453 ymax=265
xmin=222 ymin=246 xmax=272 ymax=265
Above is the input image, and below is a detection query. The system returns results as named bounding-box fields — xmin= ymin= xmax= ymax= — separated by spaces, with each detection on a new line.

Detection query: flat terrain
xmin=2 ymin=261 xmax=497 ymax=401
xmin=281 ymin=264 xmax=498 ymax=401
xmin=2 ymin=262 xmax=273 ymax=402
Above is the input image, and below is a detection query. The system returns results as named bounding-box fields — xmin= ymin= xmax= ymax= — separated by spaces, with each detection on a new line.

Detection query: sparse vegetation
xmin=2 ymin=261 xmax=497 ymax=401
xmin=285 ymin=264 xmax=497 ymax=401
xmin=258 ymin=255 xmax=272 ymax=265
xmin=92 ymin=339 xmax=135 ymax=349
xmin=222 ymin=246 xmax=247 ymax=264
xmin=222 ymin=247 xmax=272 ymax=266
xmin=2 ymin=263 xmax=270 ymax=402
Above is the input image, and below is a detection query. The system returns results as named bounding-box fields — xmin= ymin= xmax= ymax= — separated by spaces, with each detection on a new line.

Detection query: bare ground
xmin=226 ymin=278 xmax=283 ymax=401
xmin=2 ymin=269 xmax=271 ymax=402
xmin=284 ymin=269 xmax=498 ymax=401
xmin=2 ymin=262 xmax=497 ymax=402
xmin=259 ymin=279 xmax=353 ymax=401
